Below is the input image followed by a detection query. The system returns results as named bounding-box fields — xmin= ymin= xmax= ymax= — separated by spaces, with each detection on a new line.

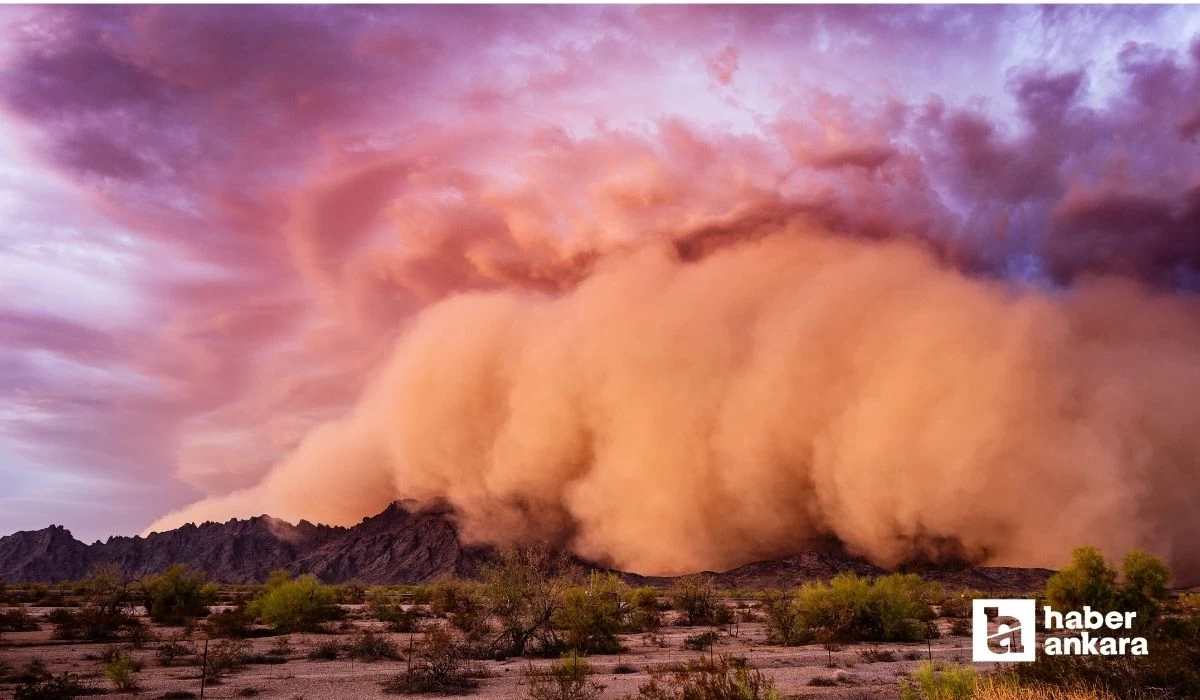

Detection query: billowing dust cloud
xmin=148 ymin=226 xmax=1200 ymax=581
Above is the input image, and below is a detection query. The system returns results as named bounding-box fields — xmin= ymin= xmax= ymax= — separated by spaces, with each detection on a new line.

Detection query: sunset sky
xmin=1 ymin=5 xmax=1199 ymax=544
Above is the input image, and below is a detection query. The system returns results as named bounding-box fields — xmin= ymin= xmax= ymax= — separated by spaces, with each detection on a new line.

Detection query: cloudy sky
xmin=1 ymin=5 xmax=1198 ymax=543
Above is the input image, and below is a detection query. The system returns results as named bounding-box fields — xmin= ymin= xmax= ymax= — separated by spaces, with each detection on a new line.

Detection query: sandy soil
xmin=0 ymin=611 xmax=984 ymax=700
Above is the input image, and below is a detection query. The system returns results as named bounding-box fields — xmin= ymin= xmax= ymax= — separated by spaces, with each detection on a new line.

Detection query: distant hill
xmin=0 ymin=500 xmax=1053 ymax=592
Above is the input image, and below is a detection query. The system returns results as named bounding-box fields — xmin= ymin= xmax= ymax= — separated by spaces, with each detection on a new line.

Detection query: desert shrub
xmin=948 ymin=618 xmax=971 ymax=637
xmin=760 ymin=591 xmax=809 ymax=645
xmin=971 ymin=683 xmax=1115 ymax=700
xmin=430 ymin=578 xmax=490 ymax=642
xmin=13 ymin=672 xmax=102 ymax=699
xmin=336 ymin=580 xmax=368 ymax=605
xmin=205 ymin=605 xmax=251 ymax=638
xmin=938 ymin=589 xmax=985 ymax=619
xmin=51 ymin=565 xmax=138 ymax=641
xmin=370 ymin=588 xmax=422 ymax=632
xmin=629 ymin=587 xmax=663 ymax=611
xmin=247 ymin=572 xmax=339 ymax=633
xmin=138 ymin=564 xmax=218 ymax=625
xmin=630 ymin=655 xmax=780 ymax=700
xmin=6 ymin=659 xmax=49 ymax=684
xmin=269 ymin=635 xmax=293 ymax=657
xmin=102 ymin=650 xmax=140 ymax=691
xmin=554 ymin=572 xmax=628 ymax=654
xmin=899 ymin=662 xmax=977 ymax=700
xmin=808 ymin=676 xmax=838 ymax=687
xmin=381 ymin=625 xmax=478 ymax=694
xmin=858 ymin=647 xmax=896 ymax=663
xmin=669 ymin=575 xmax=718 ymax=626
xmin=431 ymin=578 xmax=481 ymax=616
xmin=307 ymin=639 xmax=341 ymax=660
xmin=344 ymin=628 xmax=401 ymax=661
xmin=199 ymin=638 xmax=251 ymax=683
xmin=683 ymin=630 xmax=720 ymax=651
xmin=998 ymin=637 xmax=1200 ymax=700
xmin=1046 ymin=547 xmax=1173 ymax=634
xmin=791 ymin=573 xmax=939 ymax=644
xmin=0 ymin=605 xmax=39 ymax=631
xmin=156 ymin=637 xmax=196 ymax=666
xmin=481 ymin=546 xmax=574 ymax=657
xmin=523 ymin=655 xmax=605 ymax=700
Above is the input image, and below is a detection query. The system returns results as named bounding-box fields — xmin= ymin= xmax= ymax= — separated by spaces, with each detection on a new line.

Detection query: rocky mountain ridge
xmin=0 ymin=501 xmax=1053 ymax=592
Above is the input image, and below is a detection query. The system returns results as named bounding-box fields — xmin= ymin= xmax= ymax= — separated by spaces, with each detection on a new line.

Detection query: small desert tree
xmin=1119 ymin=549 xmax=1171 ymax=628
xmin=669 ymin=574 xmax=718 ymax=626
xmin=760 ymin=590 xmax=809 ymax=645
xmin=247 ymin=571 xmax=338 ymax=633
xmin=139 ymin=564 xmax=218 ymax=625
xmin=482 ymin=546 xmax=573 ymax=657
xmin=52 ymin=564 xmax=139 ymax=641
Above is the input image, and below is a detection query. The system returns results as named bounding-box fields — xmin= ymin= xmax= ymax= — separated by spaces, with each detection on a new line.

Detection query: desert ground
xmin=1 ymin=600 xmax=982 ymax=700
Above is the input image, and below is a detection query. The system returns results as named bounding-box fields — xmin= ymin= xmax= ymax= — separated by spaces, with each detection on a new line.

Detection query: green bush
xmin=523 ymin=654 xmax=605 ymax=700
xmin=554 ymin=573 xmax=628 ymax=654
xmin=1045 ymin=547 xmax=1172 ymax=632
xmin=101 ymin=650 xmax=139 ymax=691
xmin=787 ymin=573 xmax=940 ymax=644
xmin=139 ymin=564 xmax=219 ymax=625
xmin=900 ymin=662 xmax=977 ymax=700
xmin=247 ymin=572 xmax=338 ymax=633
xmin=760 ymin=590 xmax=809 ymax=645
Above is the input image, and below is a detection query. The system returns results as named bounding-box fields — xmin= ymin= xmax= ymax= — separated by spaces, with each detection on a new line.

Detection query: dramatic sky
xmin=1 ymin=5 xmax=1200 ymax=551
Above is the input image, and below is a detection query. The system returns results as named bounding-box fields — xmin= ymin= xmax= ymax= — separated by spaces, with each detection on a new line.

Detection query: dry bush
xmin=480 ymin=546 xmax=574 ymax=658
xmin=682 ymin=630 xmax=719 ymax=651
xmin=858 ymin=647 xmax=896 ymax=663
xmin=204 ymin=605 xmax=251 ymax=638
xmin=156 ymin=637 xmax=197 ymax=666
xmin=13 ymin=672 xmax=102 ymax=699
xmin=630 ymin=655 xmax=780 ymax=700
xmin=938 ymin=590 xmax=985 ymax=619
xmin=0 ymin=606 xmax=39 ymax=632
xmin=344 ymin=628 xmax=401 ymax=661
xmin=138 ymin=564 xmax=218 ymax=625
xmin=200 ymin=638 xmax=252 ymax=683
xmin=381 ymin=626 xmax=478 ymax=695
xmin=307 ymin=640 xmax=341 ymax=660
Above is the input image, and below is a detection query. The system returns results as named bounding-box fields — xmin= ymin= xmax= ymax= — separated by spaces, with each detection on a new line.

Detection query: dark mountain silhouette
xmin=0 ymin=500 xmax=1052 ymax=592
